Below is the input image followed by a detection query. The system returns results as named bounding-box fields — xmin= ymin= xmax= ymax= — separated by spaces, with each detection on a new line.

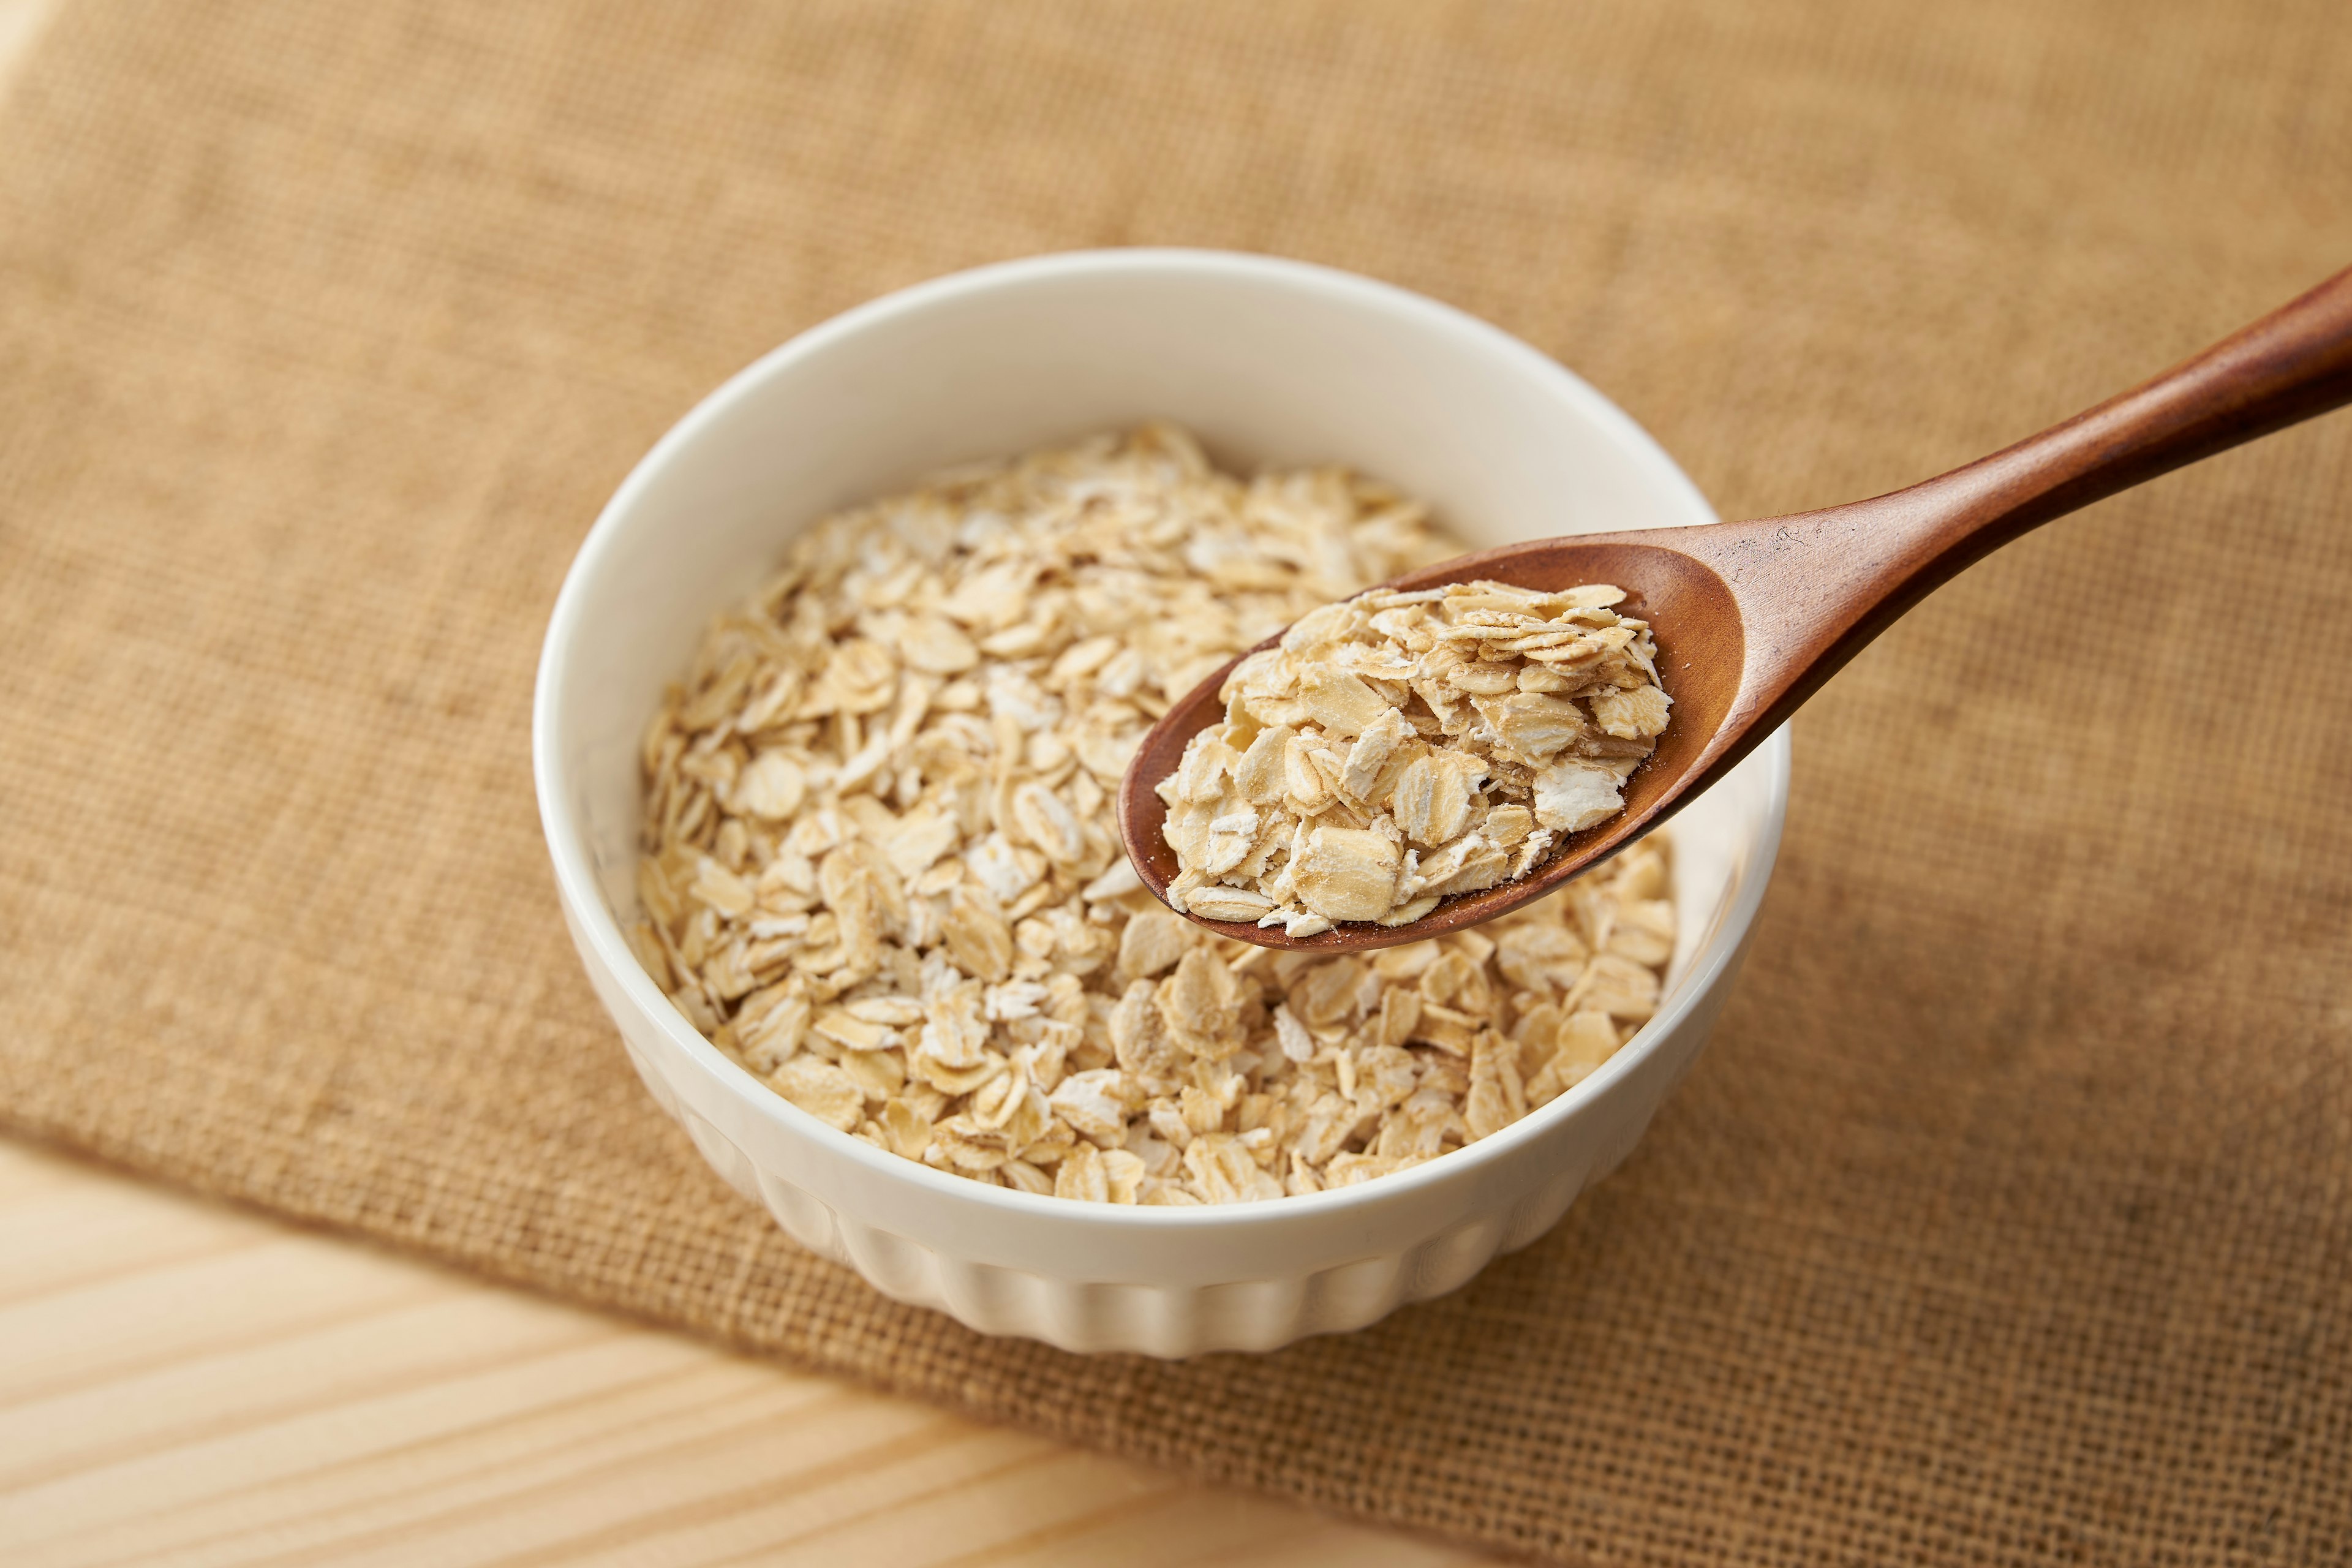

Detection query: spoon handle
xmin=1714 ymin=263 xmax=2352 ymax=727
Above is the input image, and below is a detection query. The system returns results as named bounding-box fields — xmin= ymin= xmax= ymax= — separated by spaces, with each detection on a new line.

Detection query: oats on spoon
xmin=1158 ymin=579 xmax=1672 ymax=937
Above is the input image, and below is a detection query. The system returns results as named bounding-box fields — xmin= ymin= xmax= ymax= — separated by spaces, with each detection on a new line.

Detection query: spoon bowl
xmin=1123 ymin=263 xmax=2352 ymax=949
xmin=1120 ymin=535 xmax=1746 ymax=947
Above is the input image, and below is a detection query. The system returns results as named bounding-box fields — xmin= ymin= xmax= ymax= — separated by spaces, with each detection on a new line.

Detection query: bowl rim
xmin=533 ymin=246 xmax=1789 ymax=1231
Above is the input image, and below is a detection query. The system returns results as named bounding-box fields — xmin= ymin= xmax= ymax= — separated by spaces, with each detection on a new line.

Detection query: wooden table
xmin=0 ymin=9 xmax=1489 ymax=1562
xmin=0 ymin=1140 xmax=1491 ymax=1566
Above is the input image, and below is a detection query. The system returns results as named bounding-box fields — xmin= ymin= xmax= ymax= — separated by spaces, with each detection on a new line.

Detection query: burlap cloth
xmin=3 ymin=2 xmax=2347 ymax=1562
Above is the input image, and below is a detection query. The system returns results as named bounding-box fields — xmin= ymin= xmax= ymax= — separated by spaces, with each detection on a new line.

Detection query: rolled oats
xmin=1160 ymin=579 xmax=1672 ymax=928
xmin=635 ymin=425 xmax=1678 ymax=1205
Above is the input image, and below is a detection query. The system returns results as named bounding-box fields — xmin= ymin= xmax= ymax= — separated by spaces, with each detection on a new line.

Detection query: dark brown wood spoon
xmin=1119 ymin=263 xmax=2352 ymax=951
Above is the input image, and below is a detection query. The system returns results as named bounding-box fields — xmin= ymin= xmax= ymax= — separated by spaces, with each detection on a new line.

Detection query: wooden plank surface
xmin=0 ymin=1139 xmax=1498 ymax=1566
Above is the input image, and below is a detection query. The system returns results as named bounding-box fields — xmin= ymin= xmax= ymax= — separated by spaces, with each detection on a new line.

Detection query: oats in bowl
xmin=1160 ymin=578 xmax=1670 ymax=935
xmin=631 ymin=424 xmax=1676 ymax=1204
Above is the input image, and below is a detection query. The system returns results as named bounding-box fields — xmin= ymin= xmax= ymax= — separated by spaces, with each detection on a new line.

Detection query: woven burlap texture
xmin=3 ymin=2 xmax=2347 ymax=1563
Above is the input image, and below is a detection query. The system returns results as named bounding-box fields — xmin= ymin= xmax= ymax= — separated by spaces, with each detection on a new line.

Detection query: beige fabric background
xmin=2 ymin=2 xmax=2348 ymax=1563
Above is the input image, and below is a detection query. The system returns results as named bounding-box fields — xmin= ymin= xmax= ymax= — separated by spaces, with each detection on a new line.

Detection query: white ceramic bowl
xmin=534 ymin=249 xmax=1788 ymax=1357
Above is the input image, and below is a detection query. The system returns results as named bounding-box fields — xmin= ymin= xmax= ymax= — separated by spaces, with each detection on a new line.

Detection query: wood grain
xmin=0 ymin=1140 xmax=1498 ymax=1567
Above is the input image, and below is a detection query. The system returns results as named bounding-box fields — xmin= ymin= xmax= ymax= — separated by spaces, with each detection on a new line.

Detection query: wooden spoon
xmin=1119 ymin=264 xmax=2352 ymax=950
